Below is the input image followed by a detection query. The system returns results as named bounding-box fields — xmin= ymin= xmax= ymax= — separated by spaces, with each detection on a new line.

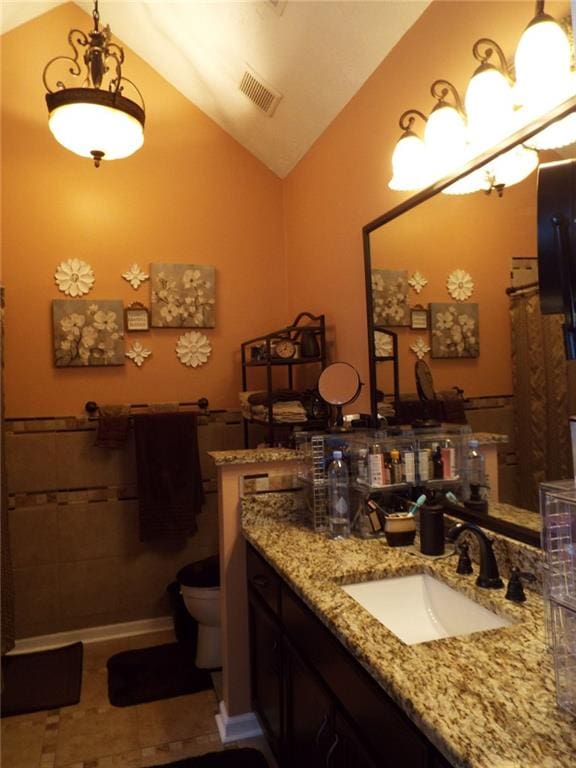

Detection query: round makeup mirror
xmin=317 ymin=362 xmax=363 ymax=430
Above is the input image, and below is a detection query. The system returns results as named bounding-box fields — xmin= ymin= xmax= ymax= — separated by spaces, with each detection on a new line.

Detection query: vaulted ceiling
xmin=1 ymin=1 xmax=430 ymax=176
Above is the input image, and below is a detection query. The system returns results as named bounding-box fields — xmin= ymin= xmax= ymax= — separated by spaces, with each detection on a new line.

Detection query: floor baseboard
xmin=215 ymin=700 xmax=263 ymax=744
xmin=9 ymin=616 xmax=174 ymax=654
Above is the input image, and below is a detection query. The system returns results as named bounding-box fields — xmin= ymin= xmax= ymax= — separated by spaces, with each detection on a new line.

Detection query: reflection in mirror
xmin=318 ymin=362 xmax=363 ymax=431
xmin=362 ymin=99 xmax=576 ymax=545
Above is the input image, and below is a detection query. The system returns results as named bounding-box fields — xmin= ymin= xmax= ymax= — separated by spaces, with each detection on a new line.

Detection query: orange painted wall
xmin=1 ymin=3 xmax=286 ymax=418
xmin=282 ymin=0 xmax=568 ymax=408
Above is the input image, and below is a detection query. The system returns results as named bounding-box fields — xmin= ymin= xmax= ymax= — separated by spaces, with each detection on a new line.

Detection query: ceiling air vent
xmin=239 ymin=67 xmax=282 ymax=117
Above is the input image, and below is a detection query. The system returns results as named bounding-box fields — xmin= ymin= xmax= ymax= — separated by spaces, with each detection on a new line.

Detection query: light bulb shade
xmin=486 ymin=145 xmax=539 ymax=189
xmin=46 ymin=88 xmax=145 ymax=162
xmin=442 ymin=169 xmax=486 ymax=196
xmin=525 ymin=112 xmax=576 ymax=150
xmin=388 ymin=132 xmax=429 ymax=191
xmin=465 ymin=66 xmax=516 ymax=147
xmin=514 ymin=15 xmax=572 ymax=112
xmin=424 ymin=104 xmax=467 ymax=178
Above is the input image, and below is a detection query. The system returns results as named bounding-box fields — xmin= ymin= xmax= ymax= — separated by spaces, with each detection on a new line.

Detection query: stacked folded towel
xmin=239 ymin=390 xmax=307 ymax=423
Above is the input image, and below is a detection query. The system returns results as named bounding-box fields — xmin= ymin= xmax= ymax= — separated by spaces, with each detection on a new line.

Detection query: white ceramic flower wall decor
xmin=125 ymin=341 xmax=152 ymax=367
xmin=446 ymin=269 xmax=474 ymax=301
xmin=54 ymin=259 xmax=95 ymax=297
xmin=408 ymin=271 xmax=428 ymax=294
xmin=176 ymin=331 xmax=212 ymax=368
xmin=410 ymin=337 xmax=431 ymax=360
xmin=122 ymin=264 xmax=149 ymax=290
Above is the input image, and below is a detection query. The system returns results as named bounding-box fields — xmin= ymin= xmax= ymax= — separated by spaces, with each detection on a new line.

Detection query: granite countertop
xmin=208 ymin=447 xmax=303 ymax=465
xmin=242 ymin=495 xmax=575 ymax=768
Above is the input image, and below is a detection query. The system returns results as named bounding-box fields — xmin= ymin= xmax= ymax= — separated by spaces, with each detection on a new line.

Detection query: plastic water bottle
xmin=327 ymin=450 xmax=351 ymax=539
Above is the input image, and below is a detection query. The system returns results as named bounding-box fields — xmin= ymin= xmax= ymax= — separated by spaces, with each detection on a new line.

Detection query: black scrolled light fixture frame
xmin=429 ymin=78 xmax=465 ymax=114
xmin=397 ymin=108 xmax=428 ymax=136
xmin=43 ymin=0 xmax=145 ymax=167
xmin=470 ymin=37 xmax=511 ymax=80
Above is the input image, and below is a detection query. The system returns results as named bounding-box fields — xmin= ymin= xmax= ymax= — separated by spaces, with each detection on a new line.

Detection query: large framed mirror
xmin=363 ymin=95 xmax=576 ymax=547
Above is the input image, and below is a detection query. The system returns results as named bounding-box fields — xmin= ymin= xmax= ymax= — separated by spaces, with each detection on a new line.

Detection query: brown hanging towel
xmin=94 ymin=405 xmax=131 ymax=449
xmin=134 ymin=412 xmax=205 ymax=542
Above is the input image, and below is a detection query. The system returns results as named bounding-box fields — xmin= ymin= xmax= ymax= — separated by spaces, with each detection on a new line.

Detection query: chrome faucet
xmin=447 ymin=522 xmax=504 ymax=589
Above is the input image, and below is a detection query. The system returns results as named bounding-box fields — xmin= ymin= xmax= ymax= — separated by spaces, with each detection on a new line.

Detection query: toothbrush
xmin=408 ymin=494 xmax=427 ymax=516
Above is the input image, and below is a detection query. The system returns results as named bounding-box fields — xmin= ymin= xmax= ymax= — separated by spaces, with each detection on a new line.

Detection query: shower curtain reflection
xmin=509 ymin=288 xmax=576 ymax=511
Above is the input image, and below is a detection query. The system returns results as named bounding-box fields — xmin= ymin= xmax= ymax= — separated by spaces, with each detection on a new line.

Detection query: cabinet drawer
xmin=282 ymin=586 xmax=430 ymax=768
xmin=246 ymin=544 xmax=281 ymax=616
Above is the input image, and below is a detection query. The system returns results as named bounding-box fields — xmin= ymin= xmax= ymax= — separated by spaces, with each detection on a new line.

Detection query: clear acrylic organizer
xmin=539 ymin=479 xmax=576 ymax=717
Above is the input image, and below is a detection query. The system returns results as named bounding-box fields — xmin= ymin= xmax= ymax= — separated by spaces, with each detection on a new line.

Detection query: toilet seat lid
xmin=178 ymin=555 xmax=220 ymax=588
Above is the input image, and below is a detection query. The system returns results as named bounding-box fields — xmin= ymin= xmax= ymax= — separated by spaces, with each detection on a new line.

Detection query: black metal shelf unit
xmin=240 ymin=312 xmax=327 ymax=447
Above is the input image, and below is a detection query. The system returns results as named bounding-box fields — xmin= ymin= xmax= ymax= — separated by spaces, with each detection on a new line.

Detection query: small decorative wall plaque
xmin=371 ymin=269 xmax=410 ymax=326
xmin=410 ymin=336 xmax=431 ymax=360
xmin=52 ymin=299 xmax=124 ymax=367
xmin=176 ymin=331 xmax=212 ymax=367
xmin=126 ymin=341 xmax=152 ymax=367
xmin=430 ymin=302 xmax=479 ymax=359
xmin=446 ymin=269 xmax=474 ymax=301
xmin=54 ymin=258 xmax=95 ymax=297
xmin=150 ymin=263 xmax=216 ymax=328
xmin=122 ymin=263 xmax=149 ymax=290
xmin=124 ymin=302 xmax=150 ymax=332
xmin=408 ymin=271 xmax=428 ymax=294
xmin=410 ymin=305 xmax=429 ymax=330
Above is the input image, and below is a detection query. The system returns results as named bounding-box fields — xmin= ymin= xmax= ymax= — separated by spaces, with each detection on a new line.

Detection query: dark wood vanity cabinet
xmin=246 ymin=544 xmax=453 ymax=768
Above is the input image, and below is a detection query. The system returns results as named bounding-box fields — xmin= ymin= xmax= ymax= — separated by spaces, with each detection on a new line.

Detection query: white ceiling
xmin=0 ymin=1 xmax=430 ymax=177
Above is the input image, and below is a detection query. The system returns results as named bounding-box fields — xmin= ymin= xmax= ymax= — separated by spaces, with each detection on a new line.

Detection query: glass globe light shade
xmin=485 ymin=145 xmax=539 ymax=190
xmin=47 ymin=92 xmax=144 ymax=161
xmin=442 ymin=168 xmax=486 ymax=196
xmin=465 ymin=66 xmax=516 ymax=148
xmin=388 ymin=132 xmax=429 ymax=191
xmin=523 ymin=73 xmax=576 ymax=150
xmin=514 ymin=15 xmax=572 ymax=114
xmin=424 ymin=104 xmax=467 ymax=178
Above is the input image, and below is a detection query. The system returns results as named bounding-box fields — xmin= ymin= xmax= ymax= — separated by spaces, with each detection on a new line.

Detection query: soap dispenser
xmin=419 ymin=497 xmax=445 ymax=556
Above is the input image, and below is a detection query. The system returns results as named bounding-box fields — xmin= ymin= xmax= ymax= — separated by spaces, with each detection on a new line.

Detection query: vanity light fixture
xmin=43 ymin=0 xmax=145 ymax=167
xmin=388 ymin=110 xmax=429 ymax=191
xmin=388 ymin=1 xmax=575 ymax=195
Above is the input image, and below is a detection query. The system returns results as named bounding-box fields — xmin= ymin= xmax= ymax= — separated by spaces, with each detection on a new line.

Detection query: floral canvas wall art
xmin=371 ymin=269 xmax=410 ymax=326
xmin=52 ymin=300 xmax=125 ymax=367
xmin=430 ymin=302 xmax=479 ymax=359
xmin=150 ymin=263 xmax=216 ymax=328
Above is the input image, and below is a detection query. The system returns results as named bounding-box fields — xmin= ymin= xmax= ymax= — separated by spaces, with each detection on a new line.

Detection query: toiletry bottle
xmin=432 ymin=444 xmax=444 ymax=479
xmin=390 ymin=449 xmax=402 ymax=484
xmin=403 ymin=447 xmax=416 ymax=483
xmin=382 ymin=452 xmax=392 ymax=485
xmin=368 ymin=444 xmax=385 ymax=487
xmin=441 ymin=440 xmax=456 ymax=480
xmin=466 ymin=439 xmax=486 ymax=504
xmin=418 ymin=448 xmax=430 ymax=482
xmin=327 ymin=450 xmax=351 ymax=539
xmin=356 ymin=447 xmax=369 ymax=485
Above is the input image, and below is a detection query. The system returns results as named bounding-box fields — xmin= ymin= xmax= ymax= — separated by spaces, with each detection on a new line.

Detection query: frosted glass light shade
xmin=465 ymin=67 xmax=516 ymax=148
xmin=424 ymin=105 xmax=467 ymax=178
xmin=388 ymin=133 xmax=429 ymax=191
xmin=486 ymin=145 xmax=539 ymax=189
xmin=46 ymin=89 xmax=144 ymax=162
xmin=514 ymin=15 xmax=572 ymax=113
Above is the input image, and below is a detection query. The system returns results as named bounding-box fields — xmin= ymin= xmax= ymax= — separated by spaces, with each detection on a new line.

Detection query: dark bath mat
xmin=1 ymin=642 xmax=83 ymax=718
xmin=107 ymin=642 xmax=212 ymax=707
xmin=146 ymin=749 xmax=269 ymax=768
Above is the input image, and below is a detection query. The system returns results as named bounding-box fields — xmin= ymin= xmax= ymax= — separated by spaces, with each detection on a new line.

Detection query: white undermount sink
xmin=342 ymin=573 xmax=513 ymax=645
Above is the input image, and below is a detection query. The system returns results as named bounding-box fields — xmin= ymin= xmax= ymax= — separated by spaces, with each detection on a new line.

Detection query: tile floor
xmin=1 ymin=631 xmax=276 ymax=768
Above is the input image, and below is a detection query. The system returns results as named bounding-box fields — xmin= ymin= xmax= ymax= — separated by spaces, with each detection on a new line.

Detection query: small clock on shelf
xmin=272 ymin=338 xmax=297 ymax=360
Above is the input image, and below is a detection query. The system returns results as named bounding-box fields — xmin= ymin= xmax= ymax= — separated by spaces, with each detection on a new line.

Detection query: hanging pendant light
xmin=43 ymin=1 xmax=145 ymax=167
xmin=514 ymin=1 xmax=576 ymax=150
xmin=388 ymin=110 xmax=429 ymax=191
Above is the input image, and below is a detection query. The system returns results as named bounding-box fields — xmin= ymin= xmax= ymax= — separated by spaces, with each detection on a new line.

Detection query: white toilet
xmin=178 ymin=556 xmax=222 ymax=670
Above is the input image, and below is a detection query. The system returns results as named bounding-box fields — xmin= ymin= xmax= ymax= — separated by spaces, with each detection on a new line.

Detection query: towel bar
xmin=85 ymin=398 xmax=209 ymax=415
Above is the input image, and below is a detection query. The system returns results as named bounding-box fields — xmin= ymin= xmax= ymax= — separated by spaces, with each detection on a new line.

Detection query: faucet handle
xmin=456 ymin=542 xmax=473 ymax=575
xmin=505 ymin=568 xmax=536 ymax=602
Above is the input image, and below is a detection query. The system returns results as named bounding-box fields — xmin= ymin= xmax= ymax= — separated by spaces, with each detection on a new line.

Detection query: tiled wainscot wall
xmin=6 ymin=410 xmax=243 ymax=640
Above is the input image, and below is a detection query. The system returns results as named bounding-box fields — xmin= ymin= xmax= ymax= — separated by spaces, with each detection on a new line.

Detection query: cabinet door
xmin=248 ymin=595 xmax=283 ymax=756
xmin=285 ymin=638 xmax=334 ymax=768
xmin=331 ymin=711 xmax=380 ymax=768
